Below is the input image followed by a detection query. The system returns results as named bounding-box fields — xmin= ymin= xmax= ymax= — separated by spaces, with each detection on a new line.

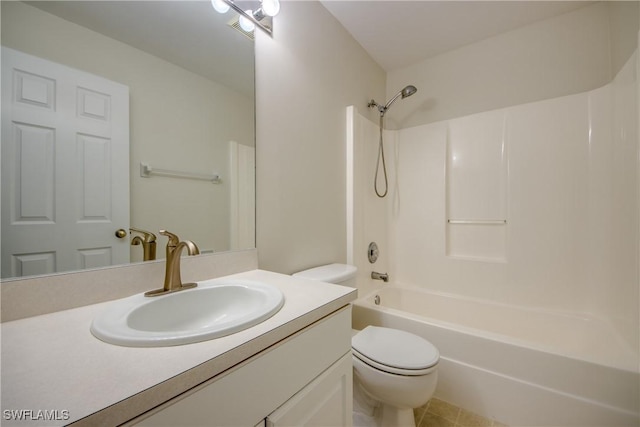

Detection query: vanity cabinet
xmin=131 ymin=306 xmax=353 ymax=427
xmin=265 ymin=352 xmax=352 ymax=426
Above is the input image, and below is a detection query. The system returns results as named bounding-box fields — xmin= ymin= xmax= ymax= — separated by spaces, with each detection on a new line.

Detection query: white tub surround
xmin=353 ymin=287 xmax=639 ymax=427
xmin=346 ymin=48 xmax=639 ymax=365
xmin=387 ymin=53 xmax=638 ymax=337
xmin=1 ymin=269 xmax=357 ymax=426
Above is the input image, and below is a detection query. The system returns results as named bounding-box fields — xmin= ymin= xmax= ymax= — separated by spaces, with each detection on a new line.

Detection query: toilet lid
xmin=352 ymin=326 xmax=439 ymax=371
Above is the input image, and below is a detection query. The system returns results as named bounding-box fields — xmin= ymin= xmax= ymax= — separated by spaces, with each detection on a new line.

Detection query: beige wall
xmin=255 ymin=1 xmax=386 ymax=274
xmin=610 ymin=1 xmax=640 ymax=76
xmin=386 ymin=2 xmax=638 ymax=129
xmin=2 ymin=2 xmax=254 ymax=258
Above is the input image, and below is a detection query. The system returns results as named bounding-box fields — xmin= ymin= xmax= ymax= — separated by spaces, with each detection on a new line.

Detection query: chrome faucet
xmin=371 ymin=271 xmax=389 ymax=282
xmin=145 ymin=230 xmax=200 ymax=297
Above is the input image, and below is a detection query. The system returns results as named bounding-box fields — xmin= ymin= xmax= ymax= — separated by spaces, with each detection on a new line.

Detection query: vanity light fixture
xmin=211 ymin=0 xmax=279 ymax=35
xmin=211 ymin=0 xmax=230 ymax=14
xmin=239 ymin=9 xmax=256 ymax=33
xmin=261 ymin=0 xmax=280 ymax=17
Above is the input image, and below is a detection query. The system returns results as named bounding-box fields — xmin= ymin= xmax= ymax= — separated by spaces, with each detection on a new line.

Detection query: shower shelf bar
xmin=140 ymin=162 xmax=221 ymax=184
xmin=447 ymin=219 xmax=507 ymax=225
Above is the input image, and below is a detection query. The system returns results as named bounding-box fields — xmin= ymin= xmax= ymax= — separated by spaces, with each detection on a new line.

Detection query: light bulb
xmin=211 ymin=0 xmax=230 ymax=14
xmin=239 ymin=10 xmax=255 ymax=32
xmin=261 ymin=0 xmax=280 ymax=17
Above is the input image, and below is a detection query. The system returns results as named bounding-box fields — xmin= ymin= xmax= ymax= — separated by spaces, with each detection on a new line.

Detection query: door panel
xmin=1 ymin=47 xmax=130 ymax=278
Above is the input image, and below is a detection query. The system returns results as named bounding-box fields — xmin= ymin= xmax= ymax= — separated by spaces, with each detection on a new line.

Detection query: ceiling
xmin=320 ymin=1 xmax=594 ymax=71
xmin=26 ymin=1 xmax=595 ymax=88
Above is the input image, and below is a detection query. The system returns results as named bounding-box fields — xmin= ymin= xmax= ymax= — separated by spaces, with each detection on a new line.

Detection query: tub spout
xmin=371 ymin=271 xmax=389 ymax=282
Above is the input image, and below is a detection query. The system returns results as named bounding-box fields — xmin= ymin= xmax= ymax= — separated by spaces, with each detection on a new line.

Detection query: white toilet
xmin=293 ymin=264 xmax=439 ymax=427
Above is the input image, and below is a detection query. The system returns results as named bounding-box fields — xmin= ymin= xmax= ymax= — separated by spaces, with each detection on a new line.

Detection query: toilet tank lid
xmin=292 ymin=263 xmax=357 ymax=283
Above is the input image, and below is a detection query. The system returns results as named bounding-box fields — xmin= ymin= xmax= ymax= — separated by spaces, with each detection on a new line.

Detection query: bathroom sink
xmin=90 ymin=279 xmax=285 ymax=347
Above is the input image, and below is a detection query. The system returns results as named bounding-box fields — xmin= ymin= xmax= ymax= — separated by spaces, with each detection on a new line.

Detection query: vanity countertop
xmin=1 ymin=269 xmax=357 ymax=426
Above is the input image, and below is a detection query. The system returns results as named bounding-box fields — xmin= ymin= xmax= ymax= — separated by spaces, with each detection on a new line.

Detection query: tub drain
xmin=374 ymin=295 xmax=380 ymax=305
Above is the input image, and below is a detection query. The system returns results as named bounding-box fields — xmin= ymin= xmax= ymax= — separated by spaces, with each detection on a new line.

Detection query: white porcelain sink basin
xmin=91 ymin=279 xmax=285 ymax=347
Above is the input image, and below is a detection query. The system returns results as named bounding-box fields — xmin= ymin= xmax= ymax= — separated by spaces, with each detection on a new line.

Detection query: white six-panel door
xmin=1 ymin=47 xmax=130 ymax=278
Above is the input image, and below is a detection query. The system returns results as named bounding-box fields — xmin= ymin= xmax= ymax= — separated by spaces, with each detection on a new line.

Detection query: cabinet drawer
xmin=133 ymin=305 xmax=352 ymax=426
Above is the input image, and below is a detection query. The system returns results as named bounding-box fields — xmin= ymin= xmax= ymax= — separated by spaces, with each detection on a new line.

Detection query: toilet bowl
xmin=352 ymin=325 xmax=438 ymax=426
xmin=293 ymin=264 xmax=440 ymax=427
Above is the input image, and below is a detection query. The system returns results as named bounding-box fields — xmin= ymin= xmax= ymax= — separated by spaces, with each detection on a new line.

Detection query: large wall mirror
xmin=1 ymin=1 xmax=256 ymax=279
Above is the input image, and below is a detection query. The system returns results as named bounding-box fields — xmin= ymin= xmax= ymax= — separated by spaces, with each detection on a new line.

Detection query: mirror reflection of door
xmin=1 ymin=47 xmax=130 ymax=278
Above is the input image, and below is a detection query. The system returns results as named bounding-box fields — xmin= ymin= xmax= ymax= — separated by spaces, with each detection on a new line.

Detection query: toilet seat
xmin=352 ymin=326 xmax=439 ymax=376
xmin=352 ymin=348 xmax=437 ymax=376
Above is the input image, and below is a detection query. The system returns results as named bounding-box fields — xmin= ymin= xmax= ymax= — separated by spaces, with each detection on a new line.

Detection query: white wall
xmin=255 ymin=1 xmax=386 ymax=274
xmin=346 ymin=107 xmax=394 ymax=295
xmin=1 ymin=2 xmax=254 ymax=258
xmin=385 ymin=2 xmax=638 ymax=129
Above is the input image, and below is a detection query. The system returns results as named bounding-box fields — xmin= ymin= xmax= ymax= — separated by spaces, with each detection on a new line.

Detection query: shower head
xmin=401 ymin=85 xmax=417 ymax=98
xmin=368 ymin=85 xmax=418 ymax=117
xmin=385 ymin=85 xmax=417 ymax=109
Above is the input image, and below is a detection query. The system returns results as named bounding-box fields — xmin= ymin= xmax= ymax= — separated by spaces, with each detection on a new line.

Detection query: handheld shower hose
xmin=368 ymin=85 xmax=417 ymax=198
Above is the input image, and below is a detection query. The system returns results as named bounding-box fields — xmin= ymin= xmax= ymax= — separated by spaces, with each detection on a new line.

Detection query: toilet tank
xmin=293 ymin=263 xmax=358 ymax=287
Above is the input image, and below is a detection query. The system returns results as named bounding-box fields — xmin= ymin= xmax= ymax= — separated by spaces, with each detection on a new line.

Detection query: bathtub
xmin=352 ymin=287 xmax=640 ymax=427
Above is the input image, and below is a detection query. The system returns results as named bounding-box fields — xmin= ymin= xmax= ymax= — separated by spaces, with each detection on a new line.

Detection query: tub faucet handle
xmin=371 ymin=271 xmax=389 ymax=282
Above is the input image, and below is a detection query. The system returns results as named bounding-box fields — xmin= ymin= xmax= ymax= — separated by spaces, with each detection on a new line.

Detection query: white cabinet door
xmin=266 ymin=352 xmax=353 ymax=427
xmin=130 ymin=307 xmax=352 ymax=427
xmin=1 ymin=47 xmax=130 ymax=278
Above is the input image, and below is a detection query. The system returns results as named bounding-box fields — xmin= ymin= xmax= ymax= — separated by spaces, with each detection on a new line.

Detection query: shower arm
xmin=367 ymin=99 xmax=386 ymax=117
xmin=369 ymin=85 xmax=417 ymax=117
xmin=382 ymin=91 xmax=404 ymax=111
xmin=368 ymin=93 xmax=402 ymax=117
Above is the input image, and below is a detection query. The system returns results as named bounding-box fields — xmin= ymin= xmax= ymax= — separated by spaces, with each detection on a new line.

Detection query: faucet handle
xmin=159 ymin=229 xmax=180 ymax=247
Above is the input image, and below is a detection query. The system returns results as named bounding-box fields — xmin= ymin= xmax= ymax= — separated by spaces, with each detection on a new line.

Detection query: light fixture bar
xmin=222 ymin=0 xmax=273 ymax=35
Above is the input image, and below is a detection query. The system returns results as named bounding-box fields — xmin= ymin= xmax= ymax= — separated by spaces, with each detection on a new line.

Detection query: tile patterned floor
xmin=414 ymin=398 xmax=509 ymax=427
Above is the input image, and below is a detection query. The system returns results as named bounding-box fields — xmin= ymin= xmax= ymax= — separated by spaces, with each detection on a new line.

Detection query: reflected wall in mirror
xmin=1 ymin=1 xmax=256 ymax=279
